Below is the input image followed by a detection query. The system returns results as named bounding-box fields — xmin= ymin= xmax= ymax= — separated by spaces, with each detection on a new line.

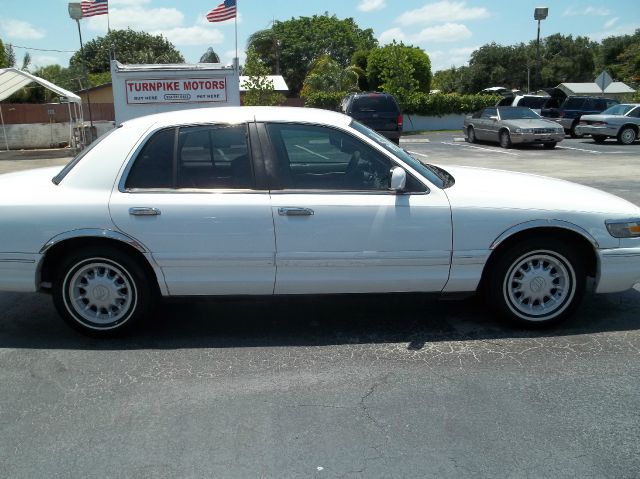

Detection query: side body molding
xmin=489 ymin=219 xmax=600 ymax=250
xmin=40 ymin=228 xmax=148 ymax=254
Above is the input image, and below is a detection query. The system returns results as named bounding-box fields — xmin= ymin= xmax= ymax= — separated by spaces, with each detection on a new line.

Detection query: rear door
xmin=109 ymin=123 xmax=276 ymax=296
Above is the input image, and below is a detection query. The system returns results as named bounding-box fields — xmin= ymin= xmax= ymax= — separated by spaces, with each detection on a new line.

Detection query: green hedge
xmin=403 ymin=93 xmax=500 ymax=116
xmin=302 ymin=91 xmax=501 ymax=116
xmin=302 ymin=91 xmax=346 ymax=111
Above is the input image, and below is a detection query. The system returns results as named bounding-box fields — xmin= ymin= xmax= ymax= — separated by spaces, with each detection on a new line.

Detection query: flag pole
xmin=234 ymin=0 xmax=238 ymax=61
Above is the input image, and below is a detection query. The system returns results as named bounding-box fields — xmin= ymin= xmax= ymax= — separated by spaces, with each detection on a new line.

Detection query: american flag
xmin=206 ymin=0 xmax=236 ymax=22
xmin=81 ymin=0 xmax=109 ymax=17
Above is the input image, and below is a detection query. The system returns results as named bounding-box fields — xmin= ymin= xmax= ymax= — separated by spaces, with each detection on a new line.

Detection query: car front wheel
xmin=53 ymin=246 xmax=152 ymax=336
xmin=617 ymin=126 xmax=637 ymax=145
xmin=499 ymin=130 xmax=512 ymax=149
xmin=467 ymin=126 xmax=476 ymax=143
xmin=486 ymin=239 xmax=585 ymax=327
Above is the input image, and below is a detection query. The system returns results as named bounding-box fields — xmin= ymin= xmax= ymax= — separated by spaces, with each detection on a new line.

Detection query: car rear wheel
xmin=485 ymin=238 xmax=585 ymax=327
xmin=570 ymin=121 xmax=583 ymax=138
xmin=592 ymin=135 xmax=607 ymax=143
xmin=617 ymin=126 xmax=637 ymax=145
xmin=53 ymin=246 xmax=152 ymax=336
xmin=543 ymin=142 xmax=556 ymax=149
xmin=499 ymin=130 xmax=512 ymax=149
xmin=467 ymin=126 xmax=477 ymax=143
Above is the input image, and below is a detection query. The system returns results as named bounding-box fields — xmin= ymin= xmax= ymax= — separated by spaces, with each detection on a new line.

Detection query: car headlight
xmin=515 ymin=128 xmax=534 ymax=134
xmin=606 ymin=219 xmax=640 ymax=238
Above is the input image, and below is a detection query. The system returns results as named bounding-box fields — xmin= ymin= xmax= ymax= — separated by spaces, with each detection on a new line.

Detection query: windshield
xmin=349 ymin=120 xmax=450 ymax=189
xmin=517 ymin=96 xmax=548 ymax=109
xmin=52 ymin=127 xmax=118 ymax=185
xmin=498 ymin=107 xmax=540 ymax=120
xmin=601 ymin=104 xmax=636 ymax=116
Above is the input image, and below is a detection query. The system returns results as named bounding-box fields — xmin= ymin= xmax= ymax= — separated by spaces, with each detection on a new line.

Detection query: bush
xmin=302 ymin=91 xmax=346 ymax=111
xmin=404 ymin=92 xmax=500 ymax=116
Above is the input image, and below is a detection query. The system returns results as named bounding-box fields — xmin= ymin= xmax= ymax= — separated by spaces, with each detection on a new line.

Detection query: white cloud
xmin=31 ymin=55 xmax=63 ymax=68
xmin=110 ymin=0 xmax=151 ymax=4
xmin=604 ymin=17 xmax=619 ymax=29
xmin=223 ymin=49 xmax=245 ymax=67
xmin=588 ymin=23 xmax=640 ymax=41
xmin=379 ymin=23 xmax=471 ymax=45
xmin=151 ymin=26 xmax=225 ymax=47
xmin=395 ymin=1 xmax=489 ymax=26
xmin=357 ymin=0 xmax=386 ymax=12
xmin=0 ymin=19 xmax=45 ymax=40
xmin=563 ymin=6 xmax=611 ymax=17
xmin=86 ymin=7 xmax=184 ymax=31
xmin=430 ymin=46 xmax=478 ymax=71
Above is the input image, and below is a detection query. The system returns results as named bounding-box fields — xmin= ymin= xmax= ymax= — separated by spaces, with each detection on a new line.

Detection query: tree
xmin=241 ymin=47 xmax=285 ymax=106
xmin=0 ymin=39 xmax=7 ymax=68
xmin=367 ymin=42 xmax=432 ymax=94
xmin=301 ymin=55 xmax=359 ymax=97
xmin=351 ymin=49 xmax=370 ymax=90
xmin=69 ymin=29 xmax=184 ymax=74
xmin=599 ymin=29 xmax=640 ymax=86
xmin=200 ymin=47 xmax=221 ymax=63
xmin=540 ymin=34 xmax=597 ymax=86
xmin=246 ymin=14 xmax=377 ymax=94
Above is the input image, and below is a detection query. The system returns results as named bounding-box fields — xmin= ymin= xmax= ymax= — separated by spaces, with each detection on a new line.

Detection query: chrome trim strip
xmin=39 ymin=229 xmax=147 ymax=254
xmin=0 ymin=259 xmax=36 ymax=264
xmin=490 ymin=219 xmax=600 ymax=249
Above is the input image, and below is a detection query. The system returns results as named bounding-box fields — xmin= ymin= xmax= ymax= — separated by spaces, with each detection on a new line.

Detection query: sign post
xmin=594 ymin=71 xmax=613 ymax=97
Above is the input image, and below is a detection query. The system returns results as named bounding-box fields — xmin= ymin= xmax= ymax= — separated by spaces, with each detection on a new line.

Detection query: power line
xmin=8 ymin=44 xmax=76 ymax=54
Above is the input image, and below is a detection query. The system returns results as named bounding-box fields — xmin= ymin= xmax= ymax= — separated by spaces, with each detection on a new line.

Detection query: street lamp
xmin=534 ymin=7 xmax=548 ymax=93
xmin=68 ymin=2 xmax=94 ymax=136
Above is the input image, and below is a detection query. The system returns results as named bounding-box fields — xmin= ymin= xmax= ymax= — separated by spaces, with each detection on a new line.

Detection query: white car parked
xmin=1 ymin=107 xmax=639 ymax=336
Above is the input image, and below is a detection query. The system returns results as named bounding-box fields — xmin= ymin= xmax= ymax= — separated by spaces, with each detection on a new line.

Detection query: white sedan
xmin=1 ymin=107 xmax=639 ymax=336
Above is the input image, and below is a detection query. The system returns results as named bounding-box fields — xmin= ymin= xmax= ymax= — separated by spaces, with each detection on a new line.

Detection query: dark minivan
xmin=542 ymin=96 xmax=619 ymax=136
xmin=341 ymin=92 xmax=403 ymax=144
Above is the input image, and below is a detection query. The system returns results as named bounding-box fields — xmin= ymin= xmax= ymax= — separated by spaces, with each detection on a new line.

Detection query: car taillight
xmin=397 ymin=114 xmax=403 ymax=129
xmin=559 ymin=111 xmax=565 ymax=118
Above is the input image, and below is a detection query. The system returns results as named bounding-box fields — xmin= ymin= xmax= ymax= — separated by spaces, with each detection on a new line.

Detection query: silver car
xmin=464 ymin=106 xmax=565 ymax=149
xmin=575 ymin=103 xmax=640 ymax=145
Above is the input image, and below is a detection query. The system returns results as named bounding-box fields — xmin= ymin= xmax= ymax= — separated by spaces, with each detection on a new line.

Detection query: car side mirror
xmin=390 ymin=166 xmax=407 ymax=192
xmin=490 ymin=115 xmax=499 ymax=121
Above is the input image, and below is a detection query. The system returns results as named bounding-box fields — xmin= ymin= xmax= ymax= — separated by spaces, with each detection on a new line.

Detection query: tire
xmin=53 ymin=246 xmax=153 ymax=336
xmin=467 ymin=126 xmax=477 ymax=143
xmin=485 ymin=238 xmax=586 ymax=327
xmin=499 ymin=130 xmax=512 ymax=149
xmin=617 ymin=126 xmax=637 ymax=145
xmin=592 ymin=135 xmax=607 ymax=143
xmin=570 ymin=121 xmax=583 ymax=138
xmin=543 ymin=142 xmax=556 ymax=149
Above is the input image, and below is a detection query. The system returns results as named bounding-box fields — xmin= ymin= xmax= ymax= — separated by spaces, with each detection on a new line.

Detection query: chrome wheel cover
xmin=503 ymin=250 xmax=575 ymax=321
xmin=64 ymin=260 xmax=136 ymax=328
xmin=620 ymin=128 xmax=636 ymax=144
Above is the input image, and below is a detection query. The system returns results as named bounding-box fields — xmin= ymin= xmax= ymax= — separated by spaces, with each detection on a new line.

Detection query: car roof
xmin=120 ymin=106 xmax=353 ymax=130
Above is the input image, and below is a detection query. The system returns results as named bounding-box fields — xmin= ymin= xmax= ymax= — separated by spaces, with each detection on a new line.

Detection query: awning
xmin=0 ymin=68 xmax=81 ymax=102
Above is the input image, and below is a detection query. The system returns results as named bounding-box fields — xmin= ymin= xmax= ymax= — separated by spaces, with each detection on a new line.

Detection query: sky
xmin=1 ymin=0 xmax=638 ymax=73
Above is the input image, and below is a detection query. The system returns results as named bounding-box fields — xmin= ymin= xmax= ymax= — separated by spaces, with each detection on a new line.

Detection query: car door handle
xmin=278 ymin=207 xmax=314 ymax=217
xmin=129 ymin=207 xmax=161 ymax=216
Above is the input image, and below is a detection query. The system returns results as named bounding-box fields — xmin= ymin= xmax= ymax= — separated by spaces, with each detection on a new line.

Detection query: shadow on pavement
xmin=0 ymin=288 xmax=638 ymax=350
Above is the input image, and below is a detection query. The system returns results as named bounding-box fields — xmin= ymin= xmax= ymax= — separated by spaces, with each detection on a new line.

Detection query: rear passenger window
xmin=125 ymin=124 xmax=252 ymax=190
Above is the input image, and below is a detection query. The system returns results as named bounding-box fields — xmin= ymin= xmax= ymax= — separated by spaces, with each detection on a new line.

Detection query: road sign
xmin=595 ymin=71 xmax=613 ymax=92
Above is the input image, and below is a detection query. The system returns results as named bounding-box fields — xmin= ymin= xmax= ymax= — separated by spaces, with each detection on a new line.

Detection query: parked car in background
xmin=341 ymin=92 xmax=402 ymax=144
xmin=575 ymin=103 xmax=640 ymax=145
xmin=1 ymin=106 xmax=639 ymax=336
xmin=496 ymin=94 xmax=553 ymax=114
xmin=464 ymin=106 xmax=565 ymax=148
xmin=541 ymin=96 xmax=619 ymax=137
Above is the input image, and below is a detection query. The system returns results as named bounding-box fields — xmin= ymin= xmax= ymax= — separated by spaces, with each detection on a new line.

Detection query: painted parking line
xmin=407 ymin=150 xmax=429 ymax=159
xmin=440 ymin=141 xmax=520 ymax=156
xmin=402 ymin=138 xmax=430 ymax=143
xmin=555 ymin=145 xmax=602 ymax=154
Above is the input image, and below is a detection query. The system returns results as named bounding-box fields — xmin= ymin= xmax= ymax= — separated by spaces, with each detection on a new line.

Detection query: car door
xmin=262 ymin=122 xmax=452 ymax=294
xmin=109 ymin=123 xmax=276 ymax=296
xmin=475 ymin=108 xmax=497 ymax=140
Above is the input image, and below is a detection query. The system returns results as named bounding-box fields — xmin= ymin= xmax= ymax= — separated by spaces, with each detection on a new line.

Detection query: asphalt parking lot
xmin=0 ymin=137 xmax=639 ymax=478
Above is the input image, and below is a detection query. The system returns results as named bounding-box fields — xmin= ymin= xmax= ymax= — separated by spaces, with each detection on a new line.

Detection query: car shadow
xmin=0 ymin=289 xmax=638 ymax=350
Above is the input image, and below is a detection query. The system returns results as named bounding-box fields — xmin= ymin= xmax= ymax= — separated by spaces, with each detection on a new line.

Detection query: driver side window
xmin=266 ymin=123 xmax=394 ymax=191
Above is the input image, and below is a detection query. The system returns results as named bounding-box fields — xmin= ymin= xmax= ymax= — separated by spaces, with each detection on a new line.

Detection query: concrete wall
xmin=403 ymin=114 xmax=466 ymax=132
xmin=1 ymin=121 xmax=114 ymax=150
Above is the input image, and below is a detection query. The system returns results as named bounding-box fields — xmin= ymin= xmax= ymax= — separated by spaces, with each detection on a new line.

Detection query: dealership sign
xmin=125 ymin=78 xmax=227 ymax=104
